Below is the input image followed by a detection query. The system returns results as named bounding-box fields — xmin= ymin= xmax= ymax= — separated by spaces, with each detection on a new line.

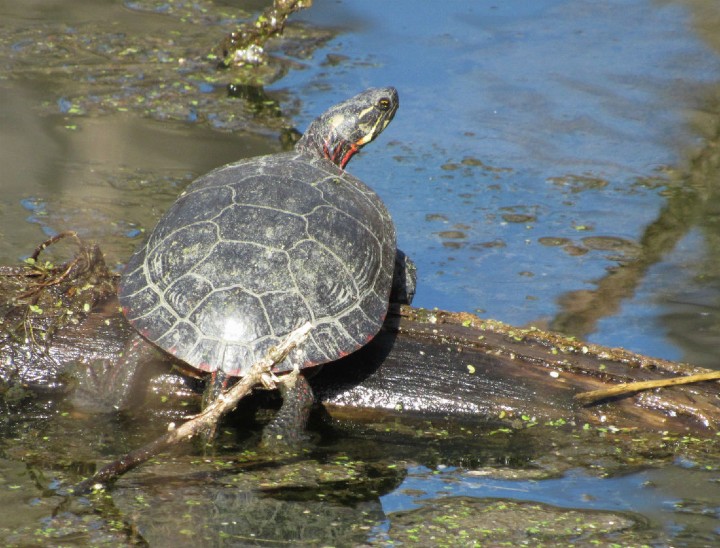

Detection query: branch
xmin=574 ymin=371 xmax=720 ymax=405
xmin=72 ymin=322 xmax=313 ymax=494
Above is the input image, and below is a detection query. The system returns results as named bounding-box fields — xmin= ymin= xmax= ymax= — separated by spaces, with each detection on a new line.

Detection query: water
xmin=291 ymin=0 xmax=720 ymax=369
xmin=1 ymin=0 xmax=720 ymax=545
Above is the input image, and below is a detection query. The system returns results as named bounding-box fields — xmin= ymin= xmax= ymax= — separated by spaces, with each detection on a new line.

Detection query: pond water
xmin=1 ymin=0 xmax=720 ymax=545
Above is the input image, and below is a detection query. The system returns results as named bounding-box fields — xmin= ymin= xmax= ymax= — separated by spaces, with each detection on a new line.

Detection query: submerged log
xmin=1 ymin=237 xmax=719 ymax=434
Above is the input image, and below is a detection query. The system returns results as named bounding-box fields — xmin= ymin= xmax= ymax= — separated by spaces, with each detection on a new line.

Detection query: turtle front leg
xmin=260 ymin=364 xmax=315 ymax=449
xmin=391 ymin=248 xmax=417 ymax=306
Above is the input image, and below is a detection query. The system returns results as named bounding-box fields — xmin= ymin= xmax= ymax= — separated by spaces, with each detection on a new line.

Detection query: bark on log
xmin=314 ymin=306 xmax=720 ymax=433
xmin=2 ymin=240 xmax=719 ymax=434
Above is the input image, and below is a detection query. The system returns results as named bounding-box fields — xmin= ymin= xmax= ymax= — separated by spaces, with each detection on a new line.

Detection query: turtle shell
xmin=118 ymin=150 xmax=395 ymax=376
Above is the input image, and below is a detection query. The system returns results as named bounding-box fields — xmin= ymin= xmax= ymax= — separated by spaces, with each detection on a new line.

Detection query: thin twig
xmin=72 ymin=322 xmax=313 ymax=494
xmin=30 ymin=231 xmax=80 ymax=262
xmin=574 ymin=371 xmax=720 ymax=405
xmin=18 ymin=231 xmax=83 ymax=299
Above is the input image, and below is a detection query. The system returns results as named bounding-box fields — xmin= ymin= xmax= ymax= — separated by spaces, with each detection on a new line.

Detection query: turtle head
xmin=296 ymin=87 xmax=399 ymax=169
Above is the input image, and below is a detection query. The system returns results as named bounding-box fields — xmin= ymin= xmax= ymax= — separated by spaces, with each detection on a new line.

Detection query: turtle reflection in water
xmin=106 ymin=87 xmax=415 ymax=445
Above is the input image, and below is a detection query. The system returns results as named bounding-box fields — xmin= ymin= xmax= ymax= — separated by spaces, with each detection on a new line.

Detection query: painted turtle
xmin=116 ymin=87 xmax=409 ymax=444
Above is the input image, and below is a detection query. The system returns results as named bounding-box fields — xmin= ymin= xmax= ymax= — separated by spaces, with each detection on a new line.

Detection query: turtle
xmin=114 ymin=87 xmax=412 ymax=445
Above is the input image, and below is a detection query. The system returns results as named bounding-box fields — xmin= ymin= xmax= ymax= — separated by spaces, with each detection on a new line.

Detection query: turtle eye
xmin=377 ymin=98 xmax=391 ymax=111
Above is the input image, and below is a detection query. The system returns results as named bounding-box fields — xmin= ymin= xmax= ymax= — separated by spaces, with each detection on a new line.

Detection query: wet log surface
xmin=9 ymin=299 xmax=720 ymax=435
xmin=2 ymin=239 xmax=719 ymax=434
xmin=315 ymin=306 xmax=720 ymax=433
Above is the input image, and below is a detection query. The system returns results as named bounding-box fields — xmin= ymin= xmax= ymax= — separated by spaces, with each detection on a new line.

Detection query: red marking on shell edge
xmin=195 ymin=362 xmax=218 ymax=374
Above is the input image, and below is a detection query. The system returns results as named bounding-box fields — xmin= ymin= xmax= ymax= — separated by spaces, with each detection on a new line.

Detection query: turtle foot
xmin=260 ymin=368 xmax=315 ymax=450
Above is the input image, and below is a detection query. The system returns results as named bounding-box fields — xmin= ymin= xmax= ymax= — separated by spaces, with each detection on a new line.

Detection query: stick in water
xmin=73 ymin=322 xmax=313 ymax=494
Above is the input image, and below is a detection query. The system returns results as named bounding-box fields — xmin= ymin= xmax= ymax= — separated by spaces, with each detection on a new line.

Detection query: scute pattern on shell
xmin=118 ymin=151 xmax=395 ymax=376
